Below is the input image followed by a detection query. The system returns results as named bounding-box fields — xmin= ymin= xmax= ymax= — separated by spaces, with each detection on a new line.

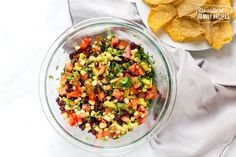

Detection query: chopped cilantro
xmin=118 ymin=77 xmax=132 ymax=89
xmin=49 ymin=75 xmax=54 ymax=80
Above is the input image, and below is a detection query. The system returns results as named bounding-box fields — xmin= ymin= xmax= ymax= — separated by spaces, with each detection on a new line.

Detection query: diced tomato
xmin=98 ymin=64 xmax=106 ymax=75
xmin=92 ymin=45 xmax=100 ymax=52
xmin=111 ymin=37 xmax=119 ymax=47
xmin=65 ymin=62 xmax=73 ymax=72
xmin=80 ymin=37 xmax=92 ymax=50
xmin=130 ymin=86 xmax=139 ymax=95
xmin=118 ymin=40 xmax=128 ymax=49
xmin=138 ymin=93 xmax=146 ymax=99
xmin=67 ymin=90 xmax=81 ymax=98
xmin=121 ymin=116 xmax=130 ymax=122
xmin=82 ymin=104 xmax=90 ymax=111
xmin=59 ymin=85 xmax=68 ymax=96
xmin=112 ymin=89 xmax=123 ymax=100
xmin=138 ymin=118 xmax=145 ymax=125
xmin=89 ymin=92 xmax=95 ymax=100
xmin=96 ymin=133 xmax=103 ymax=139
xmin=125 ymin=72 xmax=131 ymax=77
xmin=127 ymin=98 xmax=138 ymax=108
xmin=66 ymin=113 xmax=77 ymax=126
xmin=85 ymin=84 xmax=93 ymax=93
xmin=98 ymin=91 xmax=106 ymax=101
xmin=92 ymin=64 xmax=106 ymax=75
xmin=123 ymin=45 xmax=131 ymax=59
xmin=96 ymin=35 xmax=102 ymax=42
xmin=104 ymin=108 xmax=112 ymax=114
xmin=66 ymin=85 xmax=82 ymax=98
xmin=138 ymin=106 xmax=146 ymax=112
xmin=102 ymin=130 xmax=110 ymax=137
xmin=146 ymin=85 xmax=158 ymax=100
xmin=60 ymin=74 xmax=66 ymax=82
xmin=80 ymin=72 xmax=88 ymax=81
xmin=85 ymin=84 xmax=95 ymax=100
xmin=128 ymin=63 xmax=145 ymax=76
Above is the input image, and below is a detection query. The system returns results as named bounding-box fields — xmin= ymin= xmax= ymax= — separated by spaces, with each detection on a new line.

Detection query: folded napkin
xmin=68 ymin=0 xmax=236 ymax=156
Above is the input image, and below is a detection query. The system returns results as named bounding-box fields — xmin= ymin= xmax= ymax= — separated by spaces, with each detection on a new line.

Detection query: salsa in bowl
xmin=39 ymin=17 xmax=176 ymax=154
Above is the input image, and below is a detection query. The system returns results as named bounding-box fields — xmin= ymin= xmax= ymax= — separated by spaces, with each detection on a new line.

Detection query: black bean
xmin=90 ymin=129 xmax=97 ymax=135
xmin=84 ymin=96 xmax=89 ymax=103
xmin=79 ymin=124 xmax=85 ymax=131
xmin=95 ymin=96 xmax=100 ymax=103
xmin=94 ymin=120 xmax=99 ymax=125
xmin=107 ymin=121 xmax=112 ymax=127
xmin=94 ymin=88 xmax=99 ymax=94
xmin=130 ymin=42 xmax=136 ymax=50
xmin=73 ymin=58 xmax=78 ymax=64
xmin=59 ymin=106 xmax=65 ymax=111
xmin=69 ymin=53 xmax=74 ymax=59
xmin=101 ymin=97 xmax=107 ymax=103
xmin=95 ymin=62 xmax=99 ymax=68
xmin=56 ymin=97 xmax=60 ymax=103
xmin=115 ymin=114 xmax=121 ymax=121
xmin=59 ymin=100 xmax=65 ymax=106
xmin=80 ymin=81 xmax=84 ymax=86
xmin=117 ymin=120 xmax=123 ymax=125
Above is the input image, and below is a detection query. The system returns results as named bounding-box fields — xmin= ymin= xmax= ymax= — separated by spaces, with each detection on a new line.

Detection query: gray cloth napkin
xmin=68 ymin=0 xmax=236 ymax=156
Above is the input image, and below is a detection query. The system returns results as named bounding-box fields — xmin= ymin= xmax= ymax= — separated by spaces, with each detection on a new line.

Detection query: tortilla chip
xmin=163 ymin=18 xmax=205 ymax=41
xmin=201 ymin=23 xmax=213 ymax=44
xmin=177 ymin=0 xmax=209 ymax=17
xmin=172 ymin=0 xmax=184 ymax=6
xmin=148 ymin=4 xmax=177 ymax=32
xmin=144 ymin=0 xmax=175 ymax=5
xmin=211 ymin=22 xmax=233 ymax=49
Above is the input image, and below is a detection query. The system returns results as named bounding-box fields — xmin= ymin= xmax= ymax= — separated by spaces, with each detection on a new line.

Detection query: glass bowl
xmin=39 ymin=17 xmax=176 ymax=154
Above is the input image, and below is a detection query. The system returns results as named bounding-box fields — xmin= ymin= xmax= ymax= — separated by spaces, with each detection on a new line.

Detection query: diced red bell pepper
xmin=118 ymin=40 xmax=128 ymax=49
xmin=98 ymin=91 xmax=106 ymax=101
xmin=128 ymin=63 xmax=145 ymax=76
xmin=112 ymin=89 xmax=123 ymax=100
xmin=111 ymin=37 xmax=119 ymax=47
xmin=80 ymin=37 xmax=92 ymax=50
xmin=146 ymin=85 xmax=158 ymax=100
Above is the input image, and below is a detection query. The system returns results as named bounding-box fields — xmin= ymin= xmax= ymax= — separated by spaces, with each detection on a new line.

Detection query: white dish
xmin=136 ymin=0 xmax=236 ymax=51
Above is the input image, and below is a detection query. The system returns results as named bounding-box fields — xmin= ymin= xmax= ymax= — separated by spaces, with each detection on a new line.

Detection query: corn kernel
xmin=99 ymin=122 xmax=107 ymax=129
xmin=131 ymin=116 xmax=135 ymax=121
xmin=91 ymin=111 xmax=95 ymax=116
xmin=92 ymin=80 xmax=97 ymax=86
xmin=81 ymin=93 xmax=86 ymax=97
xmin=75 ymin=46 xmax=81 ymax=50
xmin=141 ymin=114 xmax=145 ymax=118
xmin=107 ymin=35 xmax=112 ymax=40
xmin=80 ymin=109 xmax=85 ymax=114
xmin=80 ymin=60 xmax=86 ymax=66
xmin=92 ymin=76 xmax=98 ymax=80
xmin=113 ymin=99 xmax=118 ymax=103
xmin=62 ymin=112 xmax=68 ymax=118
xmin=85 ymin=123 xmax=91 ymax=131
xmin=90 ymin=105 xmax=94 ymax=110
xmin=103 ymin=115 xmax=111 ymax=122
xmin=89 ymin=100 xmax=95 ymax=105
xmin=134 ymin=111 xmax=139 ymax=117
xmin=106 ymin=96 xmax=111 ymax=100
xmin=65 ymin=105 xmax=71 ymax=111
xmin=85 ymin=112 xmax=90 ymax=116
xmin=124 ymin=98 xmax=129 ymax=104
